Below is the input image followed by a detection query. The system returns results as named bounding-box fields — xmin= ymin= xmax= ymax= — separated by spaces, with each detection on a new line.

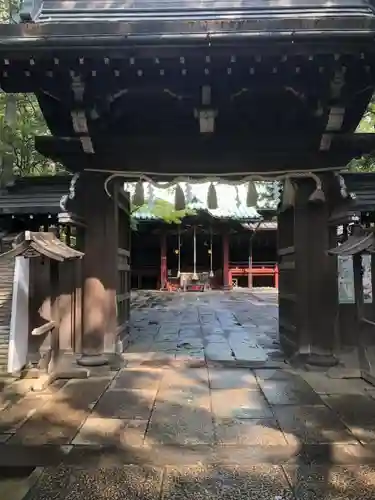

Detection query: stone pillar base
xmin=289 ymin=350 xmax=338 ymax=370
xmin=305 ymin=352 xmax=339 ymax=368
xmin=77 ymin=354 xmax=109 ymax=367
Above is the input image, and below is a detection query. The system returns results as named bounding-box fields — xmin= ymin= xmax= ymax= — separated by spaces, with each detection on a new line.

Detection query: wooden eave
xmin=0 ymin=231 xmax=84 ymax=262
xmin=34 ymin=134 xmax=375 ymax=178
xmin=0 ymin=176 xmax=70 ymax=216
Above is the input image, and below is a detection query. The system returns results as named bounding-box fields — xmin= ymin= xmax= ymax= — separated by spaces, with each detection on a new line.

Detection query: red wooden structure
xmin=229 ymin=262 xmax=279 ymax=289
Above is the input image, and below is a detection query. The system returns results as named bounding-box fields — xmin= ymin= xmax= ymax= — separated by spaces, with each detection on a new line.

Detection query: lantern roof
xmin=0 ymin=231 xmax=84 ymax=262
xmin=328 ymin=226 xmax=375 ymax=256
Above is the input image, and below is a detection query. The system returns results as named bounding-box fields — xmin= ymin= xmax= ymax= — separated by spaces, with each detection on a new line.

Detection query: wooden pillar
xmin=248 ymin=236 xmax=253 ymax=289
xmin=78 ymin=172 xmax=117 ymax=366
xmin=277 ymin=206 xmax=295 ymax=354
xmin=222 ymin=231 xmax=229 ymax=288
xmin=122 ymin=190 xmax=131 ymax=332
xmin=274 ymin=265 xmax=279 ymax=289
xmin=293 ymin=177 xmax=337 ymax=366
xmin=160 ymin=232 xmax=167 ymax=289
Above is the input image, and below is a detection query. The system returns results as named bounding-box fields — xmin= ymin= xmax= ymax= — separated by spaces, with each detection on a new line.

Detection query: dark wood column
xmin=160 ymin=232 xmax=167 ymax=289
xmin=78 ymin=171 xmax=118 ymax=366
xmin=293 ymin=177 xmax=338 ymax=366
xmin=277 ymin=206 xmax=295 ymax=354
xmin=222 ymin=231 xmax=229 ymax=288
xmin=113 ymin=186 xmax=131 ymax=352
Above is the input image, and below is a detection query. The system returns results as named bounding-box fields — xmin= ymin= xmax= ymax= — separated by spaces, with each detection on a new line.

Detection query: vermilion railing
xmin=228 ymin=262 xmax=279 ymax=289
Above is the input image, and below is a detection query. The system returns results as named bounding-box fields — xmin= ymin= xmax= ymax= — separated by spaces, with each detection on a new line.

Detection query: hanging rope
xmin=101 ymin=166 xmax=343 ymax=201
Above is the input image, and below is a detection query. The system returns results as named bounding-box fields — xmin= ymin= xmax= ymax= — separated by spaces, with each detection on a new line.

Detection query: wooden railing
xmin=228 ymin=261 xmax=279 ymax=289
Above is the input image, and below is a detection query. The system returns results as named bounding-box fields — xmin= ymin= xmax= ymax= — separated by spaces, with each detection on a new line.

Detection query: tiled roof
xmin=132 ymin=203 xmax=262 ymax=222
xmin=242 ymin=221 xmax=278 ymax=231
xmin=342 ymin=172 xmax=375 ymax=213
xmin=207 ymin=206 xmax=261 ymax=220
xmin=132 ymin=210 xmax=159 ymax=220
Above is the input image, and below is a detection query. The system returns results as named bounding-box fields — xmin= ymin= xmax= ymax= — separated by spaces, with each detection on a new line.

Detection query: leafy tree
xmin=0 ymin=0 xmax=62 ymax=180
xmin=349 ymin=95 xmax=375 ymax=172
xmin=0 ymin=93 xmax=60 ymax=178
xmin=255 ymin=181 xmax=279 ymax=210
xmin=132 ymin=198 xmax=196 ymax=228
xmin=357 ymin=96 xmax=375 ymax=134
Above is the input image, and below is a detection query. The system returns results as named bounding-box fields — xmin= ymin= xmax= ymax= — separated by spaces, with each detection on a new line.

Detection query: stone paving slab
xmin=214 ymin=417 xmax=288 ymax=447
xmin=322 ymin=394 xmax=375 ymax=444
xmin=211 ymin=388 xmax=273 ymax=419
xmin=94 ymin=389 xmax=157 ymax=420
xmin=3 ymin=442 xmax=375 ymax=469
xmin=258 ymin=379 xmax=324 ymax=406
xmin=273 ymin=405 xmax=360 ymax=446
xmin=208 ymin=368 xmax=258 ymax=390
xmin=8 ymin=378 xmax=112 ymax=446
xmin=72 ymin=418 xmax=148 ymax=447
xmin=109 ymin=368 xmax=163 ymax=391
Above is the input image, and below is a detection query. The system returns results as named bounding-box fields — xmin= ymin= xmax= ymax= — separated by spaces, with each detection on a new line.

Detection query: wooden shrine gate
xmin=2 ymin=1 xmax=375 ymax=370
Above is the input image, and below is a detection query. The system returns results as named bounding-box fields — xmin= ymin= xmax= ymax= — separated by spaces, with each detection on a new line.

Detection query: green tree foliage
xmin=132 ymin=198 xmax=195 ymax=228
xmin=349 ymin=96 xmax=375 ymax=172
xmin=0 ymin=0 xmax=61 ymax=178
xmin=0 ymin=93 xmax=59 ymax=177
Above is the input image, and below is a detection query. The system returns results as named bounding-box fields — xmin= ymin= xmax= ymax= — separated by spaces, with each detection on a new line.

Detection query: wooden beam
xmin=34 ymin=135 xmax=375 ymax=177
xmin=31 ymin=320 xmax=56 ymax=336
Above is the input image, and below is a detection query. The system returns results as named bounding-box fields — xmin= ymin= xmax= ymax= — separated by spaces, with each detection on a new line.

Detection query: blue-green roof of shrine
xmin=130 ymin=181 xmax=278 ymax=222
xmin=132 ymin=201 xmax=262 ymax=222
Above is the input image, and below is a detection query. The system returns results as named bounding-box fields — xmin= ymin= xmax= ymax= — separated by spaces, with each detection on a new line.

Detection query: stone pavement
xmin=2 ymin=290 xmax=375 ymax=498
